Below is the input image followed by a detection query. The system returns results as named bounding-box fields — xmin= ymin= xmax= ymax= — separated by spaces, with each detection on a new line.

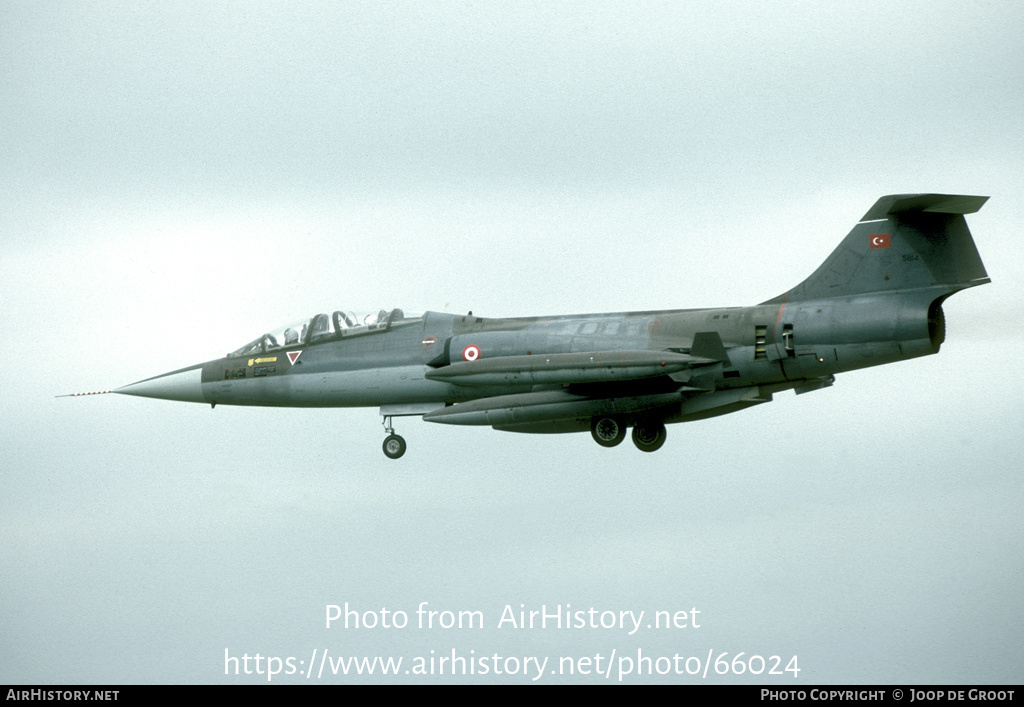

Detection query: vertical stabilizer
xmin=763 ymin=194 xmax=990 ymax=304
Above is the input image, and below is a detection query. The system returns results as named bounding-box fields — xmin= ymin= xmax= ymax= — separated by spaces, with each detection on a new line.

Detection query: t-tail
xmin=765 ymin=193 xmax=990 ymax=304
xmin=757 ymin=193 xmax=990 ymax=374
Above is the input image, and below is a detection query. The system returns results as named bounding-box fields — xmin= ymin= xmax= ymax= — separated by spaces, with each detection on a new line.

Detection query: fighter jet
xmin=68 ymin=193 xmax=990 ymax=459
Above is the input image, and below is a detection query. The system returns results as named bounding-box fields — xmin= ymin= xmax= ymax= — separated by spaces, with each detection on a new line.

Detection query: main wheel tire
xmin=591 ymin=416 xmax=626 ymax=447
xmin=382 ymin=434 xmax=407 ymax=459
xmin=632 ymin=422 xmax=666 ymax=452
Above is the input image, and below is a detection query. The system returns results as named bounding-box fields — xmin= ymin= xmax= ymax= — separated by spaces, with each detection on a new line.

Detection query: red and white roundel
xmin=462 ymin=344 xmax=481 ymax=362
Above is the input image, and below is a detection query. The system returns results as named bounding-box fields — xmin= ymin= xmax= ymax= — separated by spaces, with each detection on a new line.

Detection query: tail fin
xmin=763 ymin=194 xmax=990 ymax=304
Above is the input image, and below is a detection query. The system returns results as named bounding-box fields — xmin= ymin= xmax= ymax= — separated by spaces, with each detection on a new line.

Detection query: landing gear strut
xmin=381 ymin=416 xmax=406 ymax=459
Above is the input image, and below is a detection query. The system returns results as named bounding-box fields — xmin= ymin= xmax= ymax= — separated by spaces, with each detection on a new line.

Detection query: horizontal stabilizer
xmin=425 ymin=350 xmax=715 ymax=387
xmin=861 ymin=193 xmax=988 ymax=221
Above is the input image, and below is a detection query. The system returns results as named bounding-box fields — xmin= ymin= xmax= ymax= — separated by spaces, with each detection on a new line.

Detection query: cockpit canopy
xmin=229 ymin=308 xmax=421 ymax=357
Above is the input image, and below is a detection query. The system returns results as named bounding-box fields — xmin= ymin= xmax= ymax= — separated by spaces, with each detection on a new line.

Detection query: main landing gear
xmin=631 ymin=421 xmax=667 ymax=453
xmin=590 ymin=416 xmax=667 ymax=452
xmin=591 ymin=416 xmax=626 ymax=447
xmin=381 ymin=415 xmax=406 ymax=459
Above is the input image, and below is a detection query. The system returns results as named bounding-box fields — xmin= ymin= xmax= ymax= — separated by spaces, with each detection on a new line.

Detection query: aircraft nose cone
xmin=115 ymin=365 xmax=206 ymax=403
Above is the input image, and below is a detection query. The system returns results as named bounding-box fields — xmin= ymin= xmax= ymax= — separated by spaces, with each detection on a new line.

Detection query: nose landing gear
xmin=381 ymin=416 xmax=407 ymax=459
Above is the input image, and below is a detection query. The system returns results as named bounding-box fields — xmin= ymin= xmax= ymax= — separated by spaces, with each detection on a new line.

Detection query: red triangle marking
xmin=287 ymin=350 xmax=302 ymax=365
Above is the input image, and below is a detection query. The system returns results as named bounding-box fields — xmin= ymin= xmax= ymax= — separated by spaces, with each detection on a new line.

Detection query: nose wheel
xmin=381 ymin=416 xmax=407 ymax=459
xmin=383 ymin=434 xmax=407 ymax=459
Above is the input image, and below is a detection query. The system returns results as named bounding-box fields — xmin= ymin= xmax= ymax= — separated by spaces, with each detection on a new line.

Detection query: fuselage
xmin=119 ymin=284 xmax=949 ymax=418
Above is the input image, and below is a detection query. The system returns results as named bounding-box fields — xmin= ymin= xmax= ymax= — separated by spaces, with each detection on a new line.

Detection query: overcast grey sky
xmin=2 ymin=1 xmax=1022 ymax=684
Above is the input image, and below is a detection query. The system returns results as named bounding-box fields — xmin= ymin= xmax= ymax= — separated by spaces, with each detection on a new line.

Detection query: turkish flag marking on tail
xmin=869 ymin=233 xmax=892 ymax=249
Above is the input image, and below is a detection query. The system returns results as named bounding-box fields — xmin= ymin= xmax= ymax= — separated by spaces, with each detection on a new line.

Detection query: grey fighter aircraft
xmin=69 ymin=194 xmax=990 ymax=459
